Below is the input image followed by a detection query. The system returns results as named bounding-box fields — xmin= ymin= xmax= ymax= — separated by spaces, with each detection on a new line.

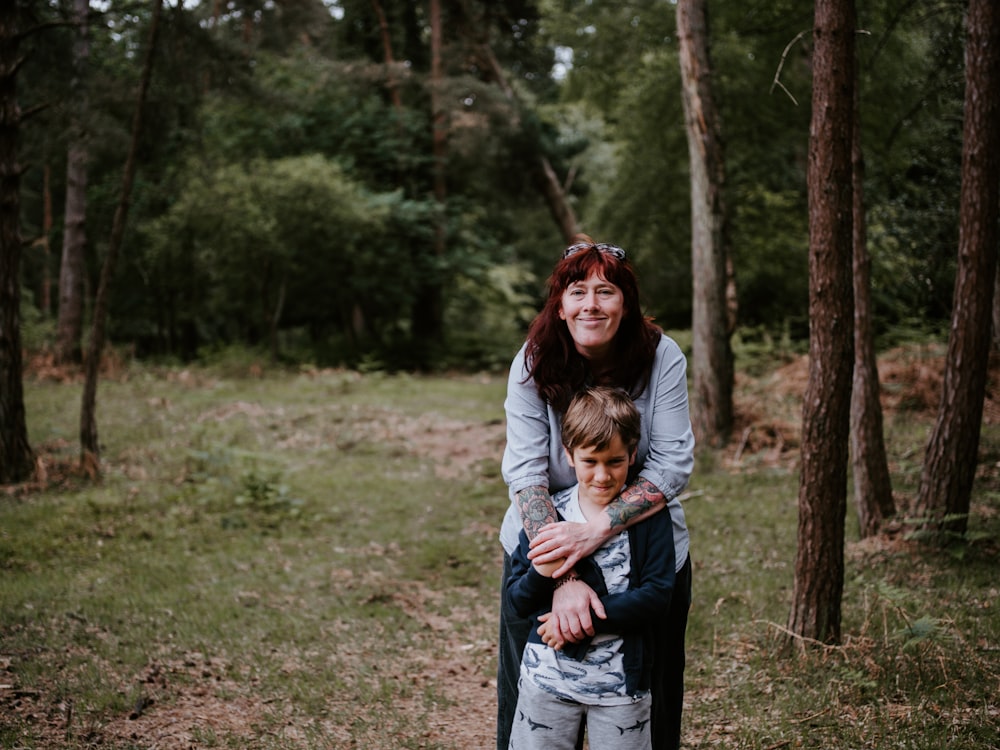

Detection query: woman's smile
xmin=558 ymin=272 xmax=624 ymax=359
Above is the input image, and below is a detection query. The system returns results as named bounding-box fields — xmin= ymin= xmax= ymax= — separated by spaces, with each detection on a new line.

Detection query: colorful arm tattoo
xmin=606 ymin=476 xmax=666 ymax=532
xmin=515 ymin=485 xmax=557 ymax=540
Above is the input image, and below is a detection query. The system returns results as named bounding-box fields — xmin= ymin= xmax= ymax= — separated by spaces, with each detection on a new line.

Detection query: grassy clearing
xmin=2 ymin=354 xmax=998 ymax=749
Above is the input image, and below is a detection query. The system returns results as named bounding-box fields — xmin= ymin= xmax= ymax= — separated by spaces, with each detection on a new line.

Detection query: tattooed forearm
xmin=606 ymin=477 xmax=665 ymax=531
xmin=515 ymin=486 xmax=557 ymax=540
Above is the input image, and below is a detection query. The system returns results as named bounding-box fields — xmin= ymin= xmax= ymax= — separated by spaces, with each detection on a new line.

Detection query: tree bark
xmin=80 ymin=0 xmax=163 ymax=471
xmin=788 ymin=0 xmax=856 ymax=645
xmin=533 ymin=154 xmax=580 ymax=244
xmin=914 ymin=0 xmax=1000 ymax=537
xmin=430 ymin=0 xmax=445 ymax=235
xmin=370 ymin=0 xmax=403 ymax=111
xmin=993 ymin=267 xmax=1000 ymax=350
xmin=55 ymin=0 xmax=90 ymax=366
xmin=34 ymin=164 xmax=53 ymax=315
xmin=409 ymin=0 xmax=445 ymax=360
xmin=0 ymin=0 xmax=35 ymax=484
xmin=849 ymin=63 xmax=895 ymax=538
xmin=676 ymin=0 xmax=734 ymax=448
xmin=365 ymin=1 xmax=438 ymax=357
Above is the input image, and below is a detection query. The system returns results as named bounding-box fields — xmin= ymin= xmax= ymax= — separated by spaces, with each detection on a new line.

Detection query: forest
xmin=6 ymin=0 xmax=972 ymax=370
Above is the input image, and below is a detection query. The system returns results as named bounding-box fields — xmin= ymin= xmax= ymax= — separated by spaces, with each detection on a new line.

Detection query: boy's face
xmin=565 ymin=434 xmax=636 ymax=506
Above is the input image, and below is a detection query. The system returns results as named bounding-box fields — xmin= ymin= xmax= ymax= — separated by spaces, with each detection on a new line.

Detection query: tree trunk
xmin=371 ymin=0 xmax=403 ymax=111
xmin=430 ymin=0 xmax=445 ymax=245
xmin=35 ymin=164 xmax=52 ymax=315
xmin=56 ymin=0 xmax=89 ymax=366
xmin=80 ymin=0 xmax=163 ymax=471
xmin=0 ymin=0 xmax=35 ymax=484
xmin=533 ymin=154 xmax=580 ymax=243
xmin=788 ymin=0 xmax=856 ymax=645
xmin=993 ymin=267 xmax=1000 ymax=350
xmin=677 ymin=0 xmax=734 ymax=448
xmin=56 ymin=152 xmax=88 ymax=365
xmin=267 ymin=276 xmax=285 ymax=362
xmin=850 ymin=64 xmax=895 ymax=538
xmin=914 ymin=0 xmax=1000 ymax=537
xmin=410 ymin=0 xmax=445 ymax=360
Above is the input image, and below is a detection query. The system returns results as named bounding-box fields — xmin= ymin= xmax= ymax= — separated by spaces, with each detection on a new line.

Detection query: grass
xmin=1 ymin=354 xmax=998 ymax=749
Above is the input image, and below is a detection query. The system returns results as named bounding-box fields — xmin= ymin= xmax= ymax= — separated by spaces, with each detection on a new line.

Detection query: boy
xmin=505 ymin=386 xmax=676 ymax=750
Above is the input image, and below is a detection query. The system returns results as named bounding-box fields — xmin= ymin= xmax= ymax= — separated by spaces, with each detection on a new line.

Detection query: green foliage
xmin=901 ymin=512 xmax=977 ymax=550
xmin=540 ymin=0 xmax=819 ymax=330
xmin=120 ymin=32 xmax=564 ymax=368
xmin=861 ymin=3 xmax=966 ymax=330
xmin=895 ymin=615 xmax=942 ymax=647
xmin=731 ymin=187 xmax=810 ymax=329
xmin=731 ymin=322 xmax=808 ymax=376
xmin=538 ymin=0 xmax=966 ymax=341
xmin=592 ymin=46 xmax=693 ymax=328
xmin=138 ymin=154 xmax=413 ymax=361
xmin=11 ymin=0 xmax=973 ymax=367
xmin=16 ymin=286 xmax=54 ymax=352
xmin=444 ymin=263 xmax=539 ymax=371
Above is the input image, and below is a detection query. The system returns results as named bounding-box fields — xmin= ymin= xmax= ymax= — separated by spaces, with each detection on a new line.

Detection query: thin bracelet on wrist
xmin=553 ymin=572 xmax=580 ymax=590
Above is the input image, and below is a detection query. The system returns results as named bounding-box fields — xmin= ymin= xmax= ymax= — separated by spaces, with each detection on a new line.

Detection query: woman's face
xmin=558 ymin=272 xmax=625 ymax=360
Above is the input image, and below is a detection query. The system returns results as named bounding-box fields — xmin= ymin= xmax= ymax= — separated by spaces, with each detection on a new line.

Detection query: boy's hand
xmin=536 ymin=613 xmax=565 ymax=650
xmin=547 ymin=578 xmax=606 ymax=643
xmin=530 ymin=557 xmax=565 ymax=577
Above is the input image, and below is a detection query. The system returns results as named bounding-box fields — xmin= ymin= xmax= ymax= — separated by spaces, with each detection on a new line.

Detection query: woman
xmin=498 ymin=237 xmax=695 ymax=750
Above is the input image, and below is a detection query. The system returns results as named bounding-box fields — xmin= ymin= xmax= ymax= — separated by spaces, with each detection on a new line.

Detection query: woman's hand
xmin=527 ymin=517 xmax=611 ymax=578
xmin=539 ymin=579 xmax=606 ymax=645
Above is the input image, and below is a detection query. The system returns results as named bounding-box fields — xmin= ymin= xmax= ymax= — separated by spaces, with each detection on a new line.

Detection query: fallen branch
xmin=756 ymin=619 xmax=838 ymax=651
xmin=129 ymin=695 xmax=154 ymax=720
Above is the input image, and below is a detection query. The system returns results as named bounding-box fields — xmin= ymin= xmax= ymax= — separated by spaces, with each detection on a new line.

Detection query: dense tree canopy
xmin=13 ymin=0 xmax=967 ymax=369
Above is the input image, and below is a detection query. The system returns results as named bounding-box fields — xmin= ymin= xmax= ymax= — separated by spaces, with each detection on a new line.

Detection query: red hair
xmin=525 ymin=237 xmax=661 ymax=412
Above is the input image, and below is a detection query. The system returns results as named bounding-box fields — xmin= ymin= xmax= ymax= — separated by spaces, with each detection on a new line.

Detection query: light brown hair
xmin=561 ymin=386 xmax=641 ymax=454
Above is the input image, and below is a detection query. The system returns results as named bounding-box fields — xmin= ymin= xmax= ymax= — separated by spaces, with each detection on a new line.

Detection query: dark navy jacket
xmin=505 ymin=508 xmax=675 ymax=695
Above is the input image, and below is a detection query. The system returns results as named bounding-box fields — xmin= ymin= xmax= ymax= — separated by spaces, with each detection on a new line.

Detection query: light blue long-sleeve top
xmin=499 ymin=333 xmax=695 ymax=571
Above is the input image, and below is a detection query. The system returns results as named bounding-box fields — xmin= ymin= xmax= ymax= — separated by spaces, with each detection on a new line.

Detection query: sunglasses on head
xmin=562 ymin=242 xmax=627 ymax=261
